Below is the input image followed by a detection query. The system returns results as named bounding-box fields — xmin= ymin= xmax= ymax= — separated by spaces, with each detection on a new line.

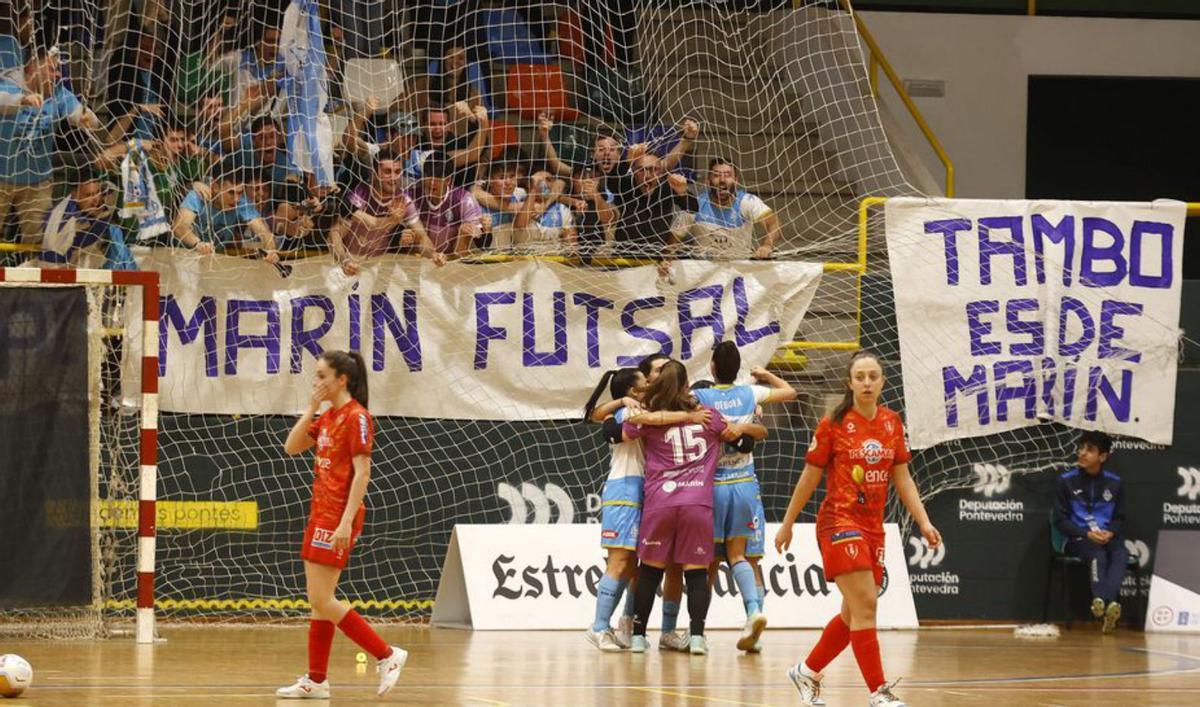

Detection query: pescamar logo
xmin=961 ymin=463 xmax=1024 ymax=522
xmin=906 ymin=537 xmax=958 ymax=596
xmin=496 ymin=482 xmax=575 ymax=524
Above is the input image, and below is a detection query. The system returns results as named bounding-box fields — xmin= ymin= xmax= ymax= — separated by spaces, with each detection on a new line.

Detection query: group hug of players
xmin=273 ymin=343 xmax=940 ymax=707
xmin=581 ymin=343 xmax=941 ymax=707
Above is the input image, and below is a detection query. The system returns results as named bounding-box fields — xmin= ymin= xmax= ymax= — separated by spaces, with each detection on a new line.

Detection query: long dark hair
xmin=831 ymin=349 xmax=881 ymax=424
xmin=643 ymin=360 xmax=698 ymax=413
xmin=321 ymin=350 xmax=369 ymax=408
xmin=637 ymin=353 xmax=670 ymax=379
xmin=712 ymin=340 xmax=740 ymax=384
xmin=582 ymin=367 xmax=641 ymax=422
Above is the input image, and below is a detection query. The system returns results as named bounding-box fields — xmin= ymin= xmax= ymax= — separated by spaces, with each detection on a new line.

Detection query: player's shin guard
xmin=632 ymin=565 xmax=665 ymax=637
xmin=850 ymin=628 xmax=886 ymax=693
xmin=684 ymin=569 xmax=712 ymax=637
xmin=806 ymin=614 xmax=851 ymax=672
xmin=337 ymin=610 xmax=391 ymax=661
xmin=308 ymin=620 xmax=335 ymax=684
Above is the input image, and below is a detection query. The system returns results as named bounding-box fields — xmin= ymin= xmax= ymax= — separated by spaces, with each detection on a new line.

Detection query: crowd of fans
xmin=0 ymin=3 xmax=783 ymax=274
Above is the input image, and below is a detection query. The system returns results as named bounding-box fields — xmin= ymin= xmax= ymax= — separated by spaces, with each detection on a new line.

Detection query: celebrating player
xmin=620 ymin=360 xmax=750 ymax=655
xmin=692 ymin=342 xmax=796 ymax=652
xmin=582 ymin=366 xmax=708 ymax=652
xmin=277 ymin=351 xmax=408 ymax=700
xmin=775 ymin=350 xmax=940 ymax=707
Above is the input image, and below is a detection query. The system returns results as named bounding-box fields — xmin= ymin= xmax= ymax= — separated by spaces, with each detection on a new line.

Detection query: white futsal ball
xmin=0 ymin=654 xmax=32 ymax=698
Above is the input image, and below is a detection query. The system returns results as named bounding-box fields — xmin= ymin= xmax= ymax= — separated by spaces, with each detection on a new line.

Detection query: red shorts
xmin=819 ymin=527 xmax=885 ymax=587
xmin=301 ymin=509 xmax=365 ymax=569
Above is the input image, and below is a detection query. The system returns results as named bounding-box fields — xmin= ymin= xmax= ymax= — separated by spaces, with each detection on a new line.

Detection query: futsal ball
xmin=0 ymin=654 xmax=32 ymax=698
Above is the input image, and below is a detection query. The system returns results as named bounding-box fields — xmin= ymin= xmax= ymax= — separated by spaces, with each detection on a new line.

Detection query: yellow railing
xmin=837 ymin=0 xmax=956 ymax=198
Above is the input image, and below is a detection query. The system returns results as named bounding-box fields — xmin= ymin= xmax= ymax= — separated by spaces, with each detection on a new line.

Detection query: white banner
xmin=125 ymin=253 xmax=822 ymax=419
xmin=431 ymin=523 xmax=918 ymax=630
xmin=886 ymin=198 xmax=1184 ymax=449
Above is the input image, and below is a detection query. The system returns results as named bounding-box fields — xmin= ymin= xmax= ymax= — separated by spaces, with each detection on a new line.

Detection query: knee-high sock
xmin=805 ymin=614 xmax=851 ymax=672
xmin=337 ymin=610 xmax=391 ymax=661
xmin=308 ymin=620 xmax=335 ymax=683
xmin=632 ymin=565 xmax=665 ymax=637
xmin=850 ymin=628 xmax=886 ymax=693
xmin=592 ymin=575 xmax=623 ymax=632
xmin=621 ymin=577 xmax=637 ymax=617
xmin=731 ymin=560 xmax=760 ymax=616
xmin=757 ymin=583 xmax=766 ymax=612
xmin=684 ymin=569 xmax=712 ymax=637
xmin=661 ymin=601 xmax=681 ymax=632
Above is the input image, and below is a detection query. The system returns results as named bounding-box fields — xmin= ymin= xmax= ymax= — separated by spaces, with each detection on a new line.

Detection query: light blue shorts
xmin=600 ymin=476 xmax=643 ymax=551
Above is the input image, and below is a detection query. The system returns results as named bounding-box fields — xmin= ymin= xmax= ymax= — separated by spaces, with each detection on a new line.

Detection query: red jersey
xmin=307 ymin=399 xmax=374 ymax=524
xmin=805 ymin=407 xmax=911 ymax=538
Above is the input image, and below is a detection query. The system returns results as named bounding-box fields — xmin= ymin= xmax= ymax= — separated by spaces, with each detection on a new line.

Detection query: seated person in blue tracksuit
xmin=1053 ymin=430 xmax=1128 ymax=633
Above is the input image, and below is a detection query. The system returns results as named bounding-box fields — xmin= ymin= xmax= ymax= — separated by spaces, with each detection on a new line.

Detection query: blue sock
xmin=757 ymin=583 xmax=766 ymax=612
xmin=661 ymin=601 xmax=681 ymax=632
xmin=622 ymin=580 xmax=637 ymax=617
xmin=731 ymin=561 xmax=761 ymax=616
xmin=593 ymin=575 xmax=622 ymax=632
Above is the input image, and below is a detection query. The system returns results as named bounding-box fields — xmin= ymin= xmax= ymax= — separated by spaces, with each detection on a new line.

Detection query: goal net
xmin=0 ymin=0 xmax=1164 ymax=634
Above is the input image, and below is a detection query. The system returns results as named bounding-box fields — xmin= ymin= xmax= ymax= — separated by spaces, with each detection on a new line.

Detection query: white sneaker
xmin=688 ymin=634 xmax=709 ymax=655
xmin=630 ymin=635 xmax=649 ymax=653
xmin=1091 ymin=597 xmax=1106 ymax=618
xmin=747 ymin=638 xmax=764 ymax=653
xmin=614 ymin=614 xmax=634 ymax=648
xmin=786 ymin=662 xmax=822 ymax=705
xmin=276 ymin=674 xmax=330 ymax=699
xmin=868 ymin=679 xmax=907 ymax=707
xmin=376 ymin=646 xmax=408 ymax=697
xmin=585 ymin=628 xmax=623 ymax=652
xmin=736 ymin=611 xmax=768 ymax=651
xmin=658 ymin=629 xmax=691 ymax=652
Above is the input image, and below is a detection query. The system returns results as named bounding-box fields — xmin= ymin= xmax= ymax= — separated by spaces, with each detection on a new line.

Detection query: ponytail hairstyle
xmin=711 ymin=340 xmax=740 ymax=384
xmin=582 ymin=367 xmax=641 ymax=422
xmin=320 ymin=350 xmax=370 ymax=408
xmin=831 ymin=349 xmax=881 ymax=424
xmin=643 ymin=360 xmax=698 ymax=413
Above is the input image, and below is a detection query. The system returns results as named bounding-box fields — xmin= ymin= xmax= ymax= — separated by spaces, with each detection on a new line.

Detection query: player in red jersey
xmin=276 ymin=350 xmax=408 ymax=700
xmin=775 ymin=350 xmax=941 ymax=707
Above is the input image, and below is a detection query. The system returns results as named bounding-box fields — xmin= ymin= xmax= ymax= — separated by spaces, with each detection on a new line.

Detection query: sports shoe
xmin=747 ymin=638 xmax=763 ymax=653
xmin=376 ymin=646 xmax=408 ymax=697
xmin=1102 ymin=601 xmax=1122 ymax=634
xmin=658 ymin=629 xmax=691 ymax=652
xmin=276 ymin=674 xmax=330 ymax=699
xmin=736 ymin=611 xmax=768 ymax=652
xmin=585 ymin=628 xmax=623 ymax=652
xmin=615 ymin=614 xmax=634 ymax=648
xmin=688 ymin=634 xmax=708 ymax=655
xmin=786 ymin=662 xmax=822 ymax=705
xmin=1091 ymin=597 xmax=1106 ymax=619
xmin=630 ymin=635 xmax=650 ymax=653
xmin=868 ymin=679 xmax=908 ymax=707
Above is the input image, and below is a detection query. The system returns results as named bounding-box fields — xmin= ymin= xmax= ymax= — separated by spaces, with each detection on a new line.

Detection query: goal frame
xmin=0 ymin=267 xmax=160 ymax=643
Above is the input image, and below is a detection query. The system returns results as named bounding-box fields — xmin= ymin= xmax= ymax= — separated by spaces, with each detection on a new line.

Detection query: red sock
xmin=850 ymin=628 xmax=886 ymax=693
xmin=337 ymin=610 xmax=391 ymax=660
xmin=805 ymin=614 xmax=851 ymax=672
xmin=307 ymin=620 xmax=335 ymax=683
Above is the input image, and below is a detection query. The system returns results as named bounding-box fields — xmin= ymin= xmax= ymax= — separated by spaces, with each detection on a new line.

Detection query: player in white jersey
xmin=675 ymin=157 xmax=781 ymax=260
xmin=669 ymin=342 xmax=797 ymax=652
xmin=582 ymin=355 xmax=689 ymax=651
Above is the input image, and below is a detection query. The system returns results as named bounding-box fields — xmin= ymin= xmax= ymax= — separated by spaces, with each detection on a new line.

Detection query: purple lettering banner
xmin=886 ymin=198 xmax=1185 ymax=449
xmin=123 ymin=253 xmax=822 ymax=419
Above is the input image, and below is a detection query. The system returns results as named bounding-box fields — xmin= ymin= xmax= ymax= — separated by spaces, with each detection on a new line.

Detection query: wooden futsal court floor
xmin=3 ymin=625 xmax=1199 ymax=705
